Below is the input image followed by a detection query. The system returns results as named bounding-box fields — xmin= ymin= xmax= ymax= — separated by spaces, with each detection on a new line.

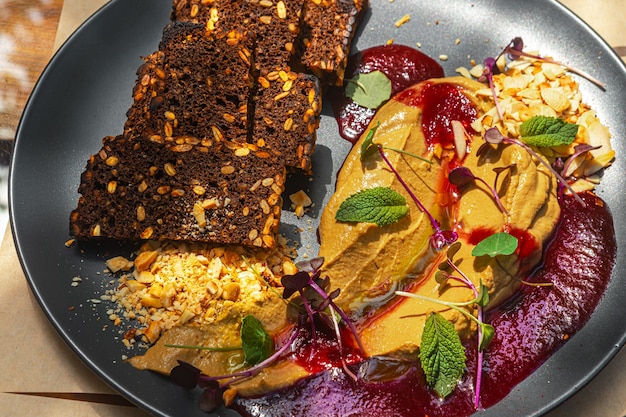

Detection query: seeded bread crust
xmin=70 ymin=134 xmax=285 ymax=249
xmin=124 ymin=21 xmax=254 ymax=144
xmin=300 ymin=0 xmax=368 ymax=86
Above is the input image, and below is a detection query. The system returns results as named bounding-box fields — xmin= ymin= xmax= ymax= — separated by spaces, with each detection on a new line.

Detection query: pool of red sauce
xmin=328 ymin=44 xmax=444 ymax=143
xmin=232 ymin=45 xmax=617 ymax=417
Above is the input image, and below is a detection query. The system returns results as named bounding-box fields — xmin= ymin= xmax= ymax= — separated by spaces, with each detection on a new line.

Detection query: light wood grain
xmin=0 ymin=0 xmax=63 ymax=140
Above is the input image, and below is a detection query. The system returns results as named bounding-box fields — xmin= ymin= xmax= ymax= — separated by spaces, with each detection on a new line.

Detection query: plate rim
xmin=9 ymin=0 xmax=626 ymax=416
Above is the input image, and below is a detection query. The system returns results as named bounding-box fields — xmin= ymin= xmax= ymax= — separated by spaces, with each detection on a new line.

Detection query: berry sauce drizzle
xmin=328 ymin=44 xmax=444 ymax=143
xmin=233 ymin=192 xmax=616 ymax=417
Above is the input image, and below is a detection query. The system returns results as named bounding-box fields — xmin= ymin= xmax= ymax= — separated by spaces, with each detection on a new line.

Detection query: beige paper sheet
xmin=1 ymin=0 xmax=624 ymax=416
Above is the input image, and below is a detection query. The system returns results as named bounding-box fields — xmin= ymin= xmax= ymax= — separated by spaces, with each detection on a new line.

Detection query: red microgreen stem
xmin=480 ymin=57 xmax=504 ymax=122
xmin=501 ymin=136 xmax=586 ymax=207
xmin=443 ymin=261 xmax=485 ymax=410
xmin=329 ymin=309 xmax=359 ymax=381
xmin=377 ymin=146 xmax=457 ymax=249
xmin=308 ymin=279 xmax=366 ymax=357
xmin=506 ymin=48 xmax=606 ymax=90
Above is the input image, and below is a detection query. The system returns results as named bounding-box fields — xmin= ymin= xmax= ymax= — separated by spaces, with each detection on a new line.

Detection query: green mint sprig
xmin=519 ymin=116 xmax=579 ymax=147
xmin=419 ymin=312 xmax=466 ymax=398
xmin=335 ymin=186 xmax=409 ymax=227
xmin=482 ymin=125 xmax=586 ymax=207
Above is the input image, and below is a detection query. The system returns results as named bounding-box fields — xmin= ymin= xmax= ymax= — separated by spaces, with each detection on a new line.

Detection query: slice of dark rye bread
xmin=253 ymin=69 xmax=321 ymax=172
xmin=124 ymin=21 xmax=254 ymax=145
xmin=70 ymin=0 xmax=366 ymax=248
xmin=300 ymin=0 xmax=368 ymax=86
xmin=70 ymin=134 xmax=285 ymax=249
xmin=171 ymin=0 xmax=369 ymax=85
xmin=124 ymin=21 xmax=321 ymax=173
xmin=171 ymin=0 xmax=304 ymax=75
xmin=71 ymin=22 xmax=317 ymax=247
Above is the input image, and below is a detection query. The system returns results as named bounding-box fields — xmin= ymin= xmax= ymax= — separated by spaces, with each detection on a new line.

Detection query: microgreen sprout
xmin=396 ymin=242 xmax=497 ymax=408
xmin=448 ymin=164 xmax=515 ymax=217
xmin=560 ymin=143 xmax=602 ymax=182
xmin=377 ymin=146 xmax=457 ymax=250
xmin=169 ymin=257 xmax=366 ymax=412
xmin=479 ymin=37 xmax=605 ymax=123
xmin=361 ymin=121 xmax=433 ymax=164
xmin=282 ymin=257 xmax=366 ymax=374
xmin=481 ymin=127 xmax=586 ymax=207
xmin=501 ymin=37 xmax=606 ymax=89
xmin=478 ymin=56 xmax=505 ymax=122
xmin=170 ymin=327 xmax=302 ymax=412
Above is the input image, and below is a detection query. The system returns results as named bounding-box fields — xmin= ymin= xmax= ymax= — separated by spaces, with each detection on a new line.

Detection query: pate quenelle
xmin=318 ymin=76 xmax=561 ymax=356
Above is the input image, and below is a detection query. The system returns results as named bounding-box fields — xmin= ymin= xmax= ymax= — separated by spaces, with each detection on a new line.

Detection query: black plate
xmin=9 ymin=0 xmax=626 ymax=416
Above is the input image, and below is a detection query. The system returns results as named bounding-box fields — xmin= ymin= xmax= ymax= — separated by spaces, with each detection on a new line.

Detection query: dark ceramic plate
xmin=9 ymin=0 xmax=626 ymax=416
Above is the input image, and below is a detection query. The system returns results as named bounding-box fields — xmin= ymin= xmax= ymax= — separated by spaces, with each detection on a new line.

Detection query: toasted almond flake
xmin=262 ymin=235 xmax=275 ymax=248
xmin=164 ymin=163 xmax=177 ymax=176
xmin=202 ymin=198 xmax=218 ymax=209
xmin=540 ymin=87 xmax=570 ymax=112
xmin=451 ymin=120 xmax=468 ymax=160
xmin=157 ymin=185 xmax=171 ymax=195
xmin=107 ymin=181 xmax=117 ymax=194
xmin=139 ymin=227 xmax=154 ymax=239
xmin=455 ymin=67 xmax=472 ymax=79
xmin=260 ymin=199 xmax=270 ymax=214
xmin=235 ymin=147 xmax=250 ymax=157
xmin=193 ymin=185 xmax=206 ymax=195
xmin=106 ymin=256 xmax=133 ymax=273
xmin=171 ymin=144 xmax=193 ymax=152
xmin=258 ymin=76 xmax=270 ymax=88
xmin=274 ymin=91 xmax=289 ymax=101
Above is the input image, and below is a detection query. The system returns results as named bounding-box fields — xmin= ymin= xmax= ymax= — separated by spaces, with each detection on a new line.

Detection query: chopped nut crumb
xmin=394 ymin=14 xmax=411 ymax=28
xmin=102 ymin=238 xmax=297 ymax=347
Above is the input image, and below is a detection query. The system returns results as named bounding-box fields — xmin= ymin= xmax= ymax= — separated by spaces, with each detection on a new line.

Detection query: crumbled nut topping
xmin=102 ymin=238 xmax=296 ymax=346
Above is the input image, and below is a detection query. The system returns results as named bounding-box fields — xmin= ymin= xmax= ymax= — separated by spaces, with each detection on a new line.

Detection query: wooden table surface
xmin=0 ymin=1 xmax=624 ymax=416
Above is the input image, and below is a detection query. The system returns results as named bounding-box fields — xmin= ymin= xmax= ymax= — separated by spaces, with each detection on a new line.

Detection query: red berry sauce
xmin=329 ymin=44 xmax=444 ymax=143
xmin=231 ymin=45 xmax=616 ymax=417
xmin=233 ymin=193 xmax=616 ymax=417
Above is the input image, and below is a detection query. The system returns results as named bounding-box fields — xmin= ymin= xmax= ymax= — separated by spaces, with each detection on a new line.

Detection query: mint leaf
xmin=240 ymin=315 xmax=273 ymax=365
xmin=346 ymin=70 xmax=392 ymax=109
xmin=519 ymin=116 xmax=579 ymax=147
xmin=335 ymin=187 xmax=408 ymax=227
xmin=419 ymin=312 xmax=466 ymax=398
xmin=360 ymin=122 xmax=381 ymax=161
xmin=471 ymin=232 xmax=518 ymax=257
